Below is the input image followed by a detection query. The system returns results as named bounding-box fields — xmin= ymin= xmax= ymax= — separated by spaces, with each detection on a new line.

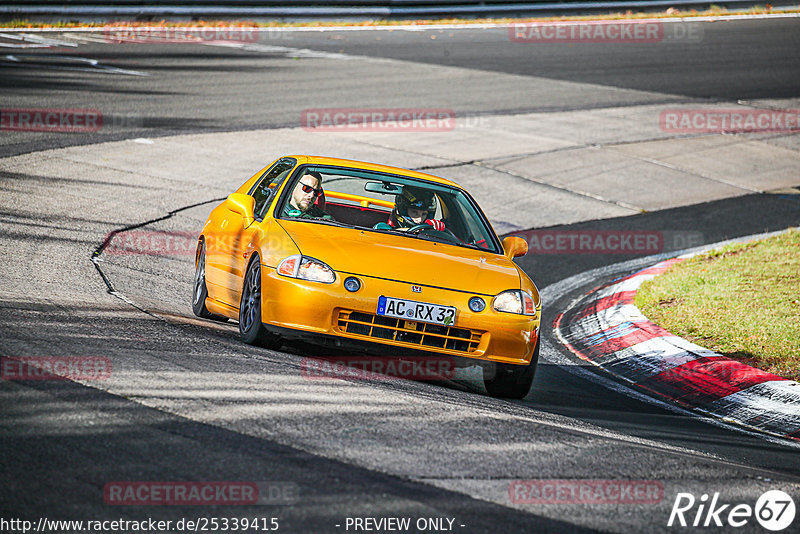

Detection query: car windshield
xmin=277 ymin=165 xmax=501 ymax=254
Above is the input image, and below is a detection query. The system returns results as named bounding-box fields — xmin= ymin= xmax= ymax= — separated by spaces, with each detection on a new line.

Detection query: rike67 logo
xmin=668 ymin=490 xmax=795 ymax=530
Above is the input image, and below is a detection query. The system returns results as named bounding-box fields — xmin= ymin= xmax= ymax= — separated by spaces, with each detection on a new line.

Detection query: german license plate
xmin=376 ymin=296 xmax=456 ymax=326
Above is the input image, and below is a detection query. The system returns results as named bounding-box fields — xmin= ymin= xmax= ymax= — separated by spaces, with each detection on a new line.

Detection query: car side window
xmin=252 ymin=158 xmax=295 ymax=220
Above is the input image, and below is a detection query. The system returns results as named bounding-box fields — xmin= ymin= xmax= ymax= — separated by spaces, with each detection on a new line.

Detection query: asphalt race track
xmin=2 ymin=16 xmax=800 ymax=533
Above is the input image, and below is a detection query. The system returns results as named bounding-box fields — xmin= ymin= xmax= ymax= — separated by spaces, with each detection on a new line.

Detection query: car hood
xmin=278 ymin=220 xmax=520 ymax=295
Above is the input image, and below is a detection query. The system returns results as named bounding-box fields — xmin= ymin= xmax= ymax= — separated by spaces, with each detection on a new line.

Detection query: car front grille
xmin=336 ymin=310 xmax=483 ymax=353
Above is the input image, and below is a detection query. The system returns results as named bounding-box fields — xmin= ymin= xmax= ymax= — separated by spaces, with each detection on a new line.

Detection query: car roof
xmin=287 ymin=155 xmax=463 ymax=189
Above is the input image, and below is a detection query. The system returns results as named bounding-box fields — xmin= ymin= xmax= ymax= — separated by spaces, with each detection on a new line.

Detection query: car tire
xmin=192 ymin=239 xmax=228 ymax=322
xmin=239 ymin=255 xmax=282 ymax=349
xmin=483 ymin=337 xmax=539 ymax=399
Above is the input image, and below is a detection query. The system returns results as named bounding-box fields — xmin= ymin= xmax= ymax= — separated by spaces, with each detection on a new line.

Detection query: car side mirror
xmin=225 ymin=193 xmax=256 ymax=227
xmin=502 ymin=236 xmax=528 ymax=259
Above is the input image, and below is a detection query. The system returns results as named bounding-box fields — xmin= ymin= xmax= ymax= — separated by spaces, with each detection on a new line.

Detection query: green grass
xmin=635 ymin=228 xmax=800 ymax=381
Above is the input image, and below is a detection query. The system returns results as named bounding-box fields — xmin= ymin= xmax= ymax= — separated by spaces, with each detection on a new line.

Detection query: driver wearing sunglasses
xmin=283 ymin=171 xmax=334 ymax=221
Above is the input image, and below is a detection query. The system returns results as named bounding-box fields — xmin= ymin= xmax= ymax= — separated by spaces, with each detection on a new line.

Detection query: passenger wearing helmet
xmin=388 ymin=186 xmax=446 ymax=231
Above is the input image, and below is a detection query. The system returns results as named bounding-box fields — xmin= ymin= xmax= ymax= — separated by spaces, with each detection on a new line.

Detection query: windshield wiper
xmin=304 ymin=219 xmax=349 ymax=228
xmin=369 ymin=227 xmax=491 ymax=251
xmin=408 ymin=232 xmax=461 ymax=246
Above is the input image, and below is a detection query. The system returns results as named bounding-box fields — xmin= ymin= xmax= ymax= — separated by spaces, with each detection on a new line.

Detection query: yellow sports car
xmin=193 ymin=155 xmax=541 ymax=397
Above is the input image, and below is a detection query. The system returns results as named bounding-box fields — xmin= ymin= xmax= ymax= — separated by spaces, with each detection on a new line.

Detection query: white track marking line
xmin=3 ymin=53 xmax=149 ymax=76
xmin=55 ymin=33 xmax=111 ymax=44
xmin=0 ymin=32 xmax=78 ymax=47
xmin=0 ymin=42 xmax=50 ymax=49
xmin=201 ymin=40 xmax=359 ymax=60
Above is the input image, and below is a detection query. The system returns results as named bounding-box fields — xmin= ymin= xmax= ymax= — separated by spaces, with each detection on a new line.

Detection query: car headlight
xmin=492 ymin=290 xmax=537 ymax=316
xmin=277 ymin=255 xmax=336 ymax=284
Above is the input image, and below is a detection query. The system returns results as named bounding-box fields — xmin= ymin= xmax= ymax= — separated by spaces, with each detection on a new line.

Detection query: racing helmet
xmin=392 ymin=186 xmax=437 ymax=227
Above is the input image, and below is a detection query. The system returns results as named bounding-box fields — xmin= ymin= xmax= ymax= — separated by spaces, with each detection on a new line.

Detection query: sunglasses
xmin=299 ymin=182 xmax=323 ymax=196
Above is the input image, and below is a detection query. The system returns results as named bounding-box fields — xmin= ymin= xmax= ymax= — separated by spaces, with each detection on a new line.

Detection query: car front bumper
xmin=260 ymin=266 xmax=540 ymax=366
